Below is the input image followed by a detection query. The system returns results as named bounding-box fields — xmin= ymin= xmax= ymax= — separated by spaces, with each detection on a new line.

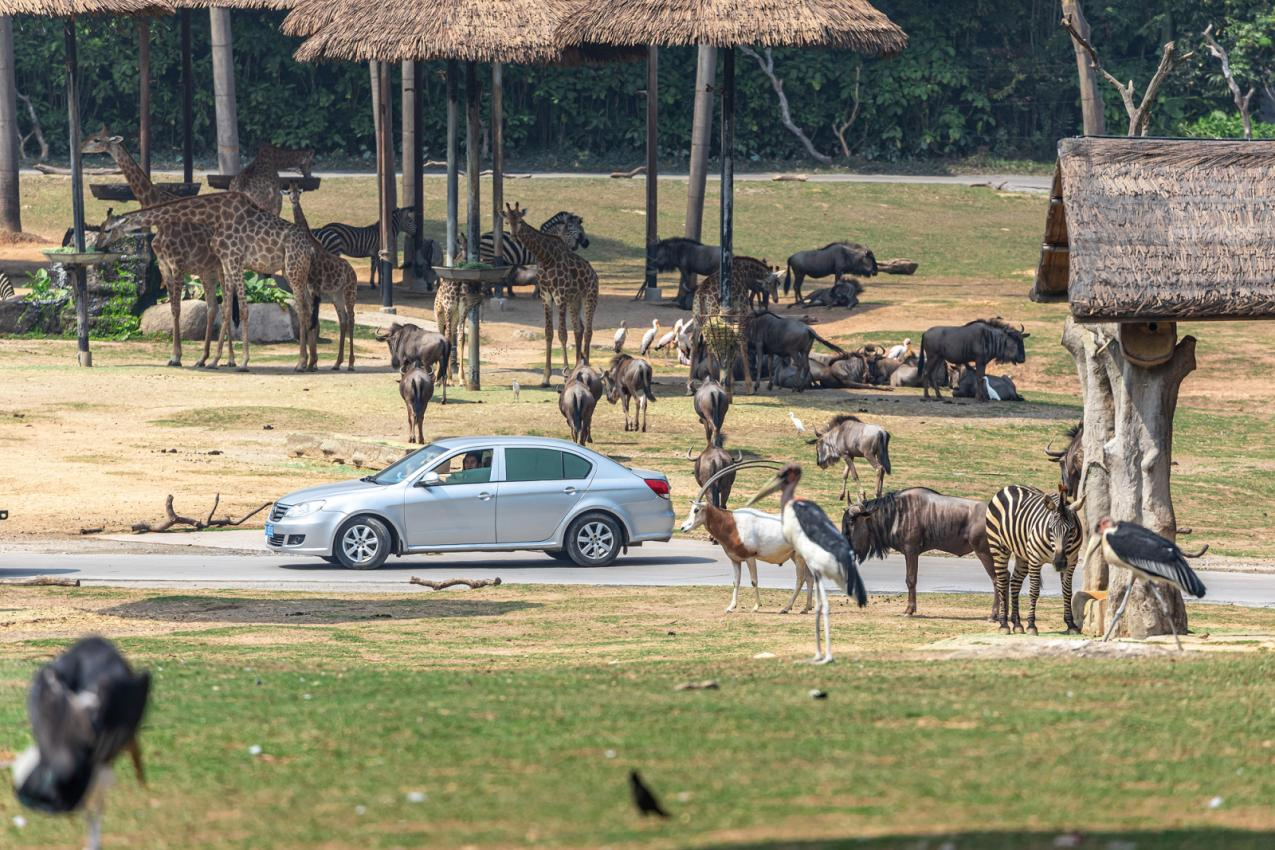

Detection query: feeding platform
xmin=205 ymin=174 xmax=320 ymax=192
xmin=89 ymin=182 xmax=200 ymax=202
xmin=432 ymin=265 xmax=511 ymax=284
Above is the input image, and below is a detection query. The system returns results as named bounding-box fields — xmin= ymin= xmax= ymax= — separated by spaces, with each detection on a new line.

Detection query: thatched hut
xmin=1034 ymin=136 xmax=1275 ymax=322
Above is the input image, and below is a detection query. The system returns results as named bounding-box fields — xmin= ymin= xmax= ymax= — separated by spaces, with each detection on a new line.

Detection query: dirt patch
xmin=920 ymin=632 xmax=1275 ymax=659
xmin=99 ymin=595 xmax=539 ymax=625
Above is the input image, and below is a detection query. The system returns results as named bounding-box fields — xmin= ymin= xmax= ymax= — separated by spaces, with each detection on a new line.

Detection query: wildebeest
xmin=376 ymin=322 xmax=452 ymax=403
xmin=686 ymin=442 xmax=742 ymax=509
xmin=748 ymin=310 xmax=847 ymax=391
xmin=565 ymin=360 xmax=604 ymax=400
xmin=917 ymin=318 xmax=1028 ymax=402
xmin=651 ymin=237 xmax=721 ymax=309
xmin=801 ymin=277 xmax=863 ymax=310
xmin=1045 ymin=422 xmax=1083 ymax=498
xmin=784 ymin=242 xmax=877 ymax=305
xmin=692 ymin=374 xmax=731 ymax=446
xmin=953 ymin=367 xmax=1023 ymax=401
xmin=603 ymin=354 xmax=656 ymax=432
xmin=841 ymin=487 xmax=999 ymax=618
xmin=399 ymin=361 xmax=434 ymax=444
xmin=812 ymin=414 xmax=892 ymax=502
xmin=558 ymin=375 xmax=596 ymax=445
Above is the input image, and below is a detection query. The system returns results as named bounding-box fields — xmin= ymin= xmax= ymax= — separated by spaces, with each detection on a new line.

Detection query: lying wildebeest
xmin=748 ymin=310 xmax=847 ymax=392
xmin=558 ymin=374 xmax=596 ymax=446
xmin=692 ymin=374 xmax=731 ymax=446
xmin=377 ymin=322 xmax=452 ymax=403
xmin=603 ymin=354 xmax=656 ymax=432
xmin=802 ymin=277 xmax=863 ymax=310
xmin=952 ymin=366 xmax=1023 ymax=401
xmin=812 ymin=414 xmax=892 ymax=502
xmin=841 ymin=488 xmax=999 ymax=618
xmin=784 ymin=241 xmax=877 ymax=305
xmin=1045 ymin=422 xmax=1083 ymax=498
xmin=651 ymin=236 xmax=721 ymax=309
xmin=686 ymin=441 xmax=742 ymax=509
xmin=399 ymin=361 xmax=435 ymax=444
xmin=917 ymin=318 xmax=1028 ymax=402
xmin=566 ymin=360 xmax=604 ymax=400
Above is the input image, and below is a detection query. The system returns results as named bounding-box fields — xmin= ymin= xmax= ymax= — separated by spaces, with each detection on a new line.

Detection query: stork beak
xmin=744 ymin=474 xmax=784 ymax=508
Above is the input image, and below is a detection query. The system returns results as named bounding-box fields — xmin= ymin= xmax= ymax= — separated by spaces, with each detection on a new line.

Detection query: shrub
xmin=1178 ymin=110 xmax=1275 ymax=140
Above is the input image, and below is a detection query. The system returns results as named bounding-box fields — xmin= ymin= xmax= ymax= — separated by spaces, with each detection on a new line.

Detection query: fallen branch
xmin=0 ymin=577 xmax=80 ymax=587
xmin=610 ymin=165 xmax=645 ymax=179
xmin=131 ymin=494 xmax=270 ymax=533
xmin=34 ymin=163 xmax=121 ymax=176
xmin=79 ymin=527 xmax=103 ymax=535
xmin=772 ymin=174 xmax=808 ymax=182
xmin=410 ymin=576 xmax=503 ymax=590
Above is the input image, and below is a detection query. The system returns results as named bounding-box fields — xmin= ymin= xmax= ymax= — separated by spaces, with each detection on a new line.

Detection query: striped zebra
xmin=456 ymin=211 xmax=588 ymax=293
xmin=0 ymin=271 xmax=13 ymax=300
xmin=310 ymin=207 xmax=418 ymax=289
xmin=985 ymin=484 xmax=1085 ymax=635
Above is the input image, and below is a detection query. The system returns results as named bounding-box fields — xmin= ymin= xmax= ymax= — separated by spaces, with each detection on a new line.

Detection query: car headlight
xmin=284 ymin=500 xmax=326 ymax=518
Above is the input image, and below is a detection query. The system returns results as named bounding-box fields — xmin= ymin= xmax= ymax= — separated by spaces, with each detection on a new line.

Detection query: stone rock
xmin=224 ymin=303 xmax=299 ymax=344
xmin=0 ymin=297 xmax=68 ymax=335
xmin=140 ymin=300 xmax=217 ymax=340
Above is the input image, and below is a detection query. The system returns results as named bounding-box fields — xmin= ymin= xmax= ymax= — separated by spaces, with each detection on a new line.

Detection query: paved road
xmin=1 ymin=532 xmax=1270 ymax=605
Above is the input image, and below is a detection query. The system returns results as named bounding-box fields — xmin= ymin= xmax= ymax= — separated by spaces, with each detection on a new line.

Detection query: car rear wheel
xmin=334 ymin=516 xmax=392 ymax=570
xmin=565 ymin=513 xmax=622 ymax=567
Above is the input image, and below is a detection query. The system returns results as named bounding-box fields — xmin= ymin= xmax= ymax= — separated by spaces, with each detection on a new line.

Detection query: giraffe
xmin=502 ymin=202 xmax=598 ymax=386
xmin=287 ymin=186 xmax=357 ymax=371
xmin=686 ymin=255 xmax=768 ymax=394
xmin=228 ymin=143 xmax=315 ymax=217
xmin=81 ymin=127 xmax=225 ymax=369
xmin=98 ymin=193 xmax=317 ymax=372
xmin=432 ymin=276 xmax=480 ymax=397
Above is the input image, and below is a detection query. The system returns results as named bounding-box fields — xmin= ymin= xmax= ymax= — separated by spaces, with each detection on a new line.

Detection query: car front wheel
xmin=334 ymin=516 xmax=392 ymax=570
xmin=565 ymin=513 xmax=622 ymax=567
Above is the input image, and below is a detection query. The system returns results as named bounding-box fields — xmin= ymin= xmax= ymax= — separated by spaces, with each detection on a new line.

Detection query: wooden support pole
xmin=401 ymin=60 xmax=418 ymax=287
xmin=685 ymin=44 xmax=716 ymax=241
xmin=137 ymin=20 xmax=150 ymax=176
xmin=412 ymin=61 xmax=425 ymax=287
xmin=376 ymin=61 xmax=395 ymax=311
xmin=65 ymin=18 xmax=89 ymax=367
xmin=180 ymin=9 xmax=192 ymax=184
xmin=718 ymin=47 xmax=735 ymax=306
xmin=644 ymin=46 xmax=658 ymax=292
xmin=0 ymin=16 xmax=21 ymax=233
xmin=209 ymin=8 xmax=240 ymax=175
xmin=446 ymin=60 xmax=459 ymax=265
xmin=491 ymin=62 xmax=504 ymax=277
xmin=464 ymin=61 xmax=481 ymax=391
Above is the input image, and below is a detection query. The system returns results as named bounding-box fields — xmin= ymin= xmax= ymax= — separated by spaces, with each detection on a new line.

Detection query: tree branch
xmin=409 ymin=576 xmax=503 ymax=590
xmin=1202 ymin=24 xmax=1255 ymax=140
xmin=833 ymin=64 xmax=862 ymax=159
xmin=739 ymin=46 xmax=832 ymax=165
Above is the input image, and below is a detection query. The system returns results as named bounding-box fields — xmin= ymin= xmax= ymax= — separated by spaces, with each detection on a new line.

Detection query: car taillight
xmin=644 ymin=478 xmax=670 ymax=499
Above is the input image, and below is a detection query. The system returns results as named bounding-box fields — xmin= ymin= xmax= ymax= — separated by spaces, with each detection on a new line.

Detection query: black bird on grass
xmin=10 ymin=637 xmax=150 ymax=850
xmin=629 ymin=769 xmax=669 ymax=818
xmin=1083 ymin=518 xmax=1208 ymax=650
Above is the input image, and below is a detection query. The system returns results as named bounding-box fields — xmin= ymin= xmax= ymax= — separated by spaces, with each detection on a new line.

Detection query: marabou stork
xmin=11 ymin=637 xmax=150 ymax=850
xmin=748 ymin=463 xmax=868 ymax=664
xmin=613 ymin=320 xmax=628 ymax=353
xmin=639 ymin=319 xmax=661 ymax=356
xmin=1082 ymin=518 xmax=1208 ymax=650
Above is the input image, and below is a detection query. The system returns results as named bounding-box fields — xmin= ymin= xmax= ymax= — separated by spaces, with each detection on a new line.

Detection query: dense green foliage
xmin=11 ymin=2 xmax=1275 ymax=164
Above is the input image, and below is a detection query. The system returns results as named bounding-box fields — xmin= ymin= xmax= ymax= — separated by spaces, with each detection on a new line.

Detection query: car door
xmin=496 ymin=447 xmax=593 ymax=545
xmin=401 ymin=448 xmax=498 ymax=547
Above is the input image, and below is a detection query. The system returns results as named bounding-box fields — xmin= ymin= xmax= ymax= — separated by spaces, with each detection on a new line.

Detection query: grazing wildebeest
xmin=917 ymin=318 xmax=1028 ymax=402
xmin=565 ymin=360 xmax=604 ymax=400
xmin=686 ymin=442 xmax=742 ymax=508
xmin=651 ymin=237 xmax=722 ymax=309
xmin=376 ymin=322 xmax=452 ymax=403
xmin=399 ymin=361 xmax=435 ymax=444
xmin=603 ymin=354 xmax=657 ymax=432
xmin=841 ymin=488 xmax=999 ymax=619
xmin=692 ymin=374 xmax=731 ymax=446
xmin=802 ymin=277 xmax=863 ymax=310
xmin=558 ymin=375 xmax=596 ymax=445
xmin=784 ymin=242 xmax=877 ymax=305
xmin=812 ymin=414 xmax=892 ymax=502
xmin=748 ymin=310 xmax=846 ymax=392
xmin=953 ymin=367 xmax=1023 ymax=401
xmin=1045 ymin=422 xmax=1084 ymax=498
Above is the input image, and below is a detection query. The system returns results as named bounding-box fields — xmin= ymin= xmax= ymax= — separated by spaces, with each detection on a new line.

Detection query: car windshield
xmin=368 ymin=443 xmax=448 ymax=485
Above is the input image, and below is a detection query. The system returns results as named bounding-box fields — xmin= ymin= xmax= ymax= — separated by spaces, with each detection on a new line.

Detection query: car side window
xmin=432 ymin=449 xmax=493 ymax=485
xmin=504 ymin=448 xmax=564 ymax=482
xmin=562 ymin=452 xmax=593 ymax=480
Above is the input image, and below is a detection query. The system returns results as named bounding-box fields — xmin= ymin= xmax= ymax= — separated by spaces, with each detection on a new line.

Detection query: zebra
xmin=985 ymin=484 xmax=1085 ymax=635
xmin=0 ymin=271 xmax=13 ymax=300
xmin=310 ymin=207 xmax=418 ymax=289
xmin=456 ymin=210 xmax=588 ymax=296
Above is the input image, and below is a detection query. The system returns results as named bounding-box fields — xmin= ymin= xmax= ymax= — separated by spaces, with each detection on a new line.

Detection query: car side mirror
xmin=417 ymin=471 xmax=441 ymax=487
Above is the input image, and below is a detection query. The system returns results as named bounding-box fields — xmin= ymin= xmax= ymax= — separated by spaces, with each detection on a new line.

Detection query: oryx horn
xmin=691 ymin=459 xmax=786 ymax=505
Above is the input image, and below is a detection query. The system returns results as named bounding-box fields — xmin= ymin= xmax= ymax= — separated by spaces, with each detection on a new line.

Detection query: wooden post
xmin=209 ymin=8 xmax=240 ymax=175
xmin=401 ymin=60 xmax=418 ymax=287
xmin=412 ymin=62 xmax=425 ymax=287
xmin=0 ymin=16 xmax=21 ymax=233
xmin=464 ymin=61 xmax=481 ymax=391
xmin=65 ymin=18 xmax=89 ymax=367
xmin=644 ymin=46 xmax=658 ymax=294
xmin=685 ymin=44 xmax=715 ymax=241
xmin=375 ymin=61 xmax=395 ymax=311
xmin=491 ymin=62 xmax=503 ymax=279
xmin=180 ymin=9 xmax=192 ymax=184
xmin=718 ymin=47 xmax=734 ymax=306
xmin=136 ymin=20 xmax=150 ymax=176
xmin=446 ymin=60 xmax=459 ymax=265
xmin=1061 ymin=0 xmax=1105 ymax=136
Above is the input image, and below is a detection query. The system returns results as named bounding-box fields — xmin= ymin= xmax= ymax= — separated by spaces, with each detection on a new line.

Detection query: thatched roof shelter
xmin=1034 ymin=136 xmax=1275 ymax=322
xmin=0 ymin=0 xmax=168 ymax=15
xmin=556 ymin=0 xmax=908 ymax=54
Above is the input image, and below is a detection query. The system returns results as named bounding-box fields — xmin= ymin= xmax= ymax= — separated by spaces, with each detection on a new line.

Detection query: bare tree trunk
xmin=1062 ymin=318 xmax=1197 ymax=638
xmin=209 ymin=9 xmax=241 ymax=175
xmin=685 ymin=45 xmax=715 ymax=241
xmin=0 ymin=16 xmax=20 ymax=232
xmin=833 ymin=63 xmax=862 ymax=158
xmin=137 ymin=21 xmax=150 ymax=175
xmin=1202 ymin=25 xmax=1254 ymax=140
xmin=1061 ymin=0 xmax=1106 ymax=135
xmin=738 ymin=46 xmax=831 ymax=165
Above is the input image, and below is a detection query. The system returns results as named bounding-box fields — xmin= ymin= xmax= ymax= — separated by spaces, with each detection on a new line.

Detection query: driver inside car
xmin=440 ymin=450 xmax=492 ymax=484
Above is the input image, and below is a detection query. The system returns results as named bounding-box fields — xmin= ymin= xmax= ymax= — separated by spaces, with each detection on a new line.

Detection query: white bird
xmin=788 ymin=411 xmax=807 ymax=435
xmin=639 ymin=318 xmax=660 ymax=356
xmin=511 ymin=379 xmax=521 ymax=402
xmin=747 ymin=464 xmax=868 ymax=663
xmin=612 ymin=320 xmax=628 ymax=353
xmin=653 ymin=318 xmax=680 ymax=354
xmin=886 ymin=338 xmax=912 ymax=360
xmin=12 ymin=637 xmax=150 ymax=850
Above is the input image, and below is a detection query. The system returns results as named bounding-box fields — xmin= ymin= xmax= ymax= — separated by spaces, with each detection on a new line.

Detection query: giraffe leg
xmin=294 ymin=288 xmax=311 ymax=373
xmin=164 ymin=270 xmax=183 ymax=368
xmin=568 ymin=299 xmax=583 ymax=367
xmin=541 ymin=296 xmax=554 ymax=387
xmin=195 ymin=265 xmax=219 ymax=369
xmin=236 ymin=276 xmax=251 ymax=372
xmin=209 ymin=258 xmax=236 ymax=369
xmin=557 ymin=301 xmax=570 ymax=375
xmin=582 ymin=286 xmax=597 ymax=364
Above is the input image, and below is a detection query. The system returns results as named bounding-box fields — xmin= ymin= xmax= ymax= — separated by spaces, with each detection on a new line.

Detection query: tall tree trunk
xmin=685 ymin=45 xmax=716 ymax=241
xmin=1062 ymin=0 xmax=1106 ymax=135
xmin=0 ymin=16 xmax=20 ymax=233
xmin=209 ymin=9 xmax=241 ymax=175
xmin=137 ymin=21 xmax=150 ymax=175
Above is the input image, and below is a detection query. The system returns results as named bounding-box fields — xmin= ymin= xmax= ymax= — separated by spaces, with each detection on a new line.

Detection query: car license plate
xmin=265 ymin=523 xmax=275 ymax=539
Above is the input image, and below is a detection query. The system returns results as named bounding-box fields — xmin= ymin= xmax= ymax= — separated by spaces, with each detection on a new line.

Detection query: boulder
xmin=0 ymin=297 xmax=68 ymax=335
xmin=140 ymin=299 xmax=218 ymax=340
xmin=224 ymin=302 xmax=299 ymax=344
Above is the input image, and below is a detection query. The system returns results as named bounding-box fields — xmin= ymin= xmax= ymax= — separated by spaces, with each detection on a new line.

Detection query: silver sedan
xmin=265 ymin=436 xmax=674 ymax=569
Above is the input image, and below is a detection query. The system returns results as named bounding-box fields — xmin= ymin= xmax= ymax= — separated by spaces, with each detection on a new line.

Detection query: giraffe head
xmin=502 ymin=202 xmax=530 ymax=234
xmin=95 ymin=207 xmax=137 ymax=251
xmin=260 ymin=143 xmax=315 ymax=178
xmin=81 ymin=126 xmax=124 ymax=156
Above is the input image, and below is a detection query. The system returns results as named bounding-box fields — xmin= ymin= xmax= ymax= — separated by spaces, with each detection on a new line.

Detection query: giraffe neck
xmin=108 ymin=142 xmax=171 ymax=208
xmin=514 ymin=220 xmax=566 ymax=266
